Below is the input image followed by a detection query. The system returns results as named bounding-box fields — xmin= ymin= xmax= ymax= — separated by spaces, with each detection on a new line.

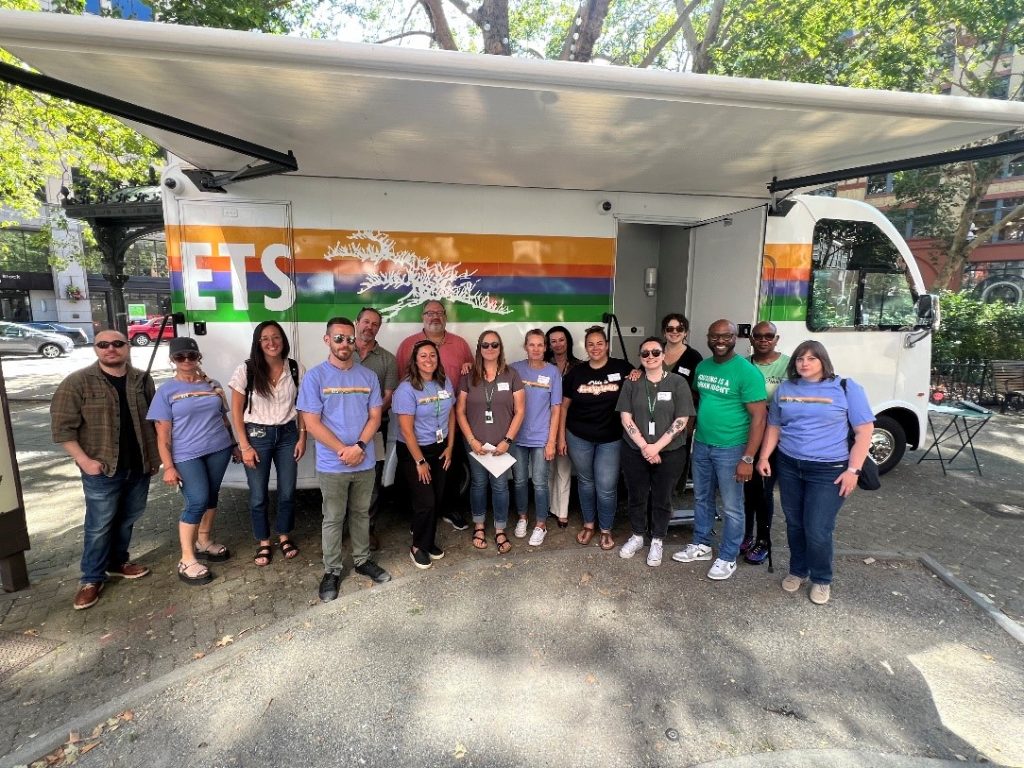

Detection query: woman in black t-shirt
xmin=559 ymin=326 xmax=634 ymax=551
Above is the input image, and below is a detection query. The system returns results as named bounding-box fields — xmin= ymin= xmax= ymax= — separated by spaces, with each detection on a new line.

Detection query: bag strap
xmin=243 ymin=359 xmax=255 ymax=416
xmin=288 ymin=358 xmax=299 ymax=403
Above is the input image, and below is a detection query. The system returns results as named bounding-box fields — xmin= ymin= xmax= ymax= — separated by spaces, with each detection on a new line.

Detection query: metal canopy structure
xmin=1 ymin=10 xmax=1024 ymax=198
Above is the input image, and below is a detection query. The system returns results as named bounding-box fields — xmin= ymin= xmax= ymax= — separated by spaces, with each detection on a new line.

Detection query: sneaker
xmin=355 ymin=560 xmax=392 ymax=584
xmin=707 ymin=558 xmax=737 ymax=580
xmin=647 ymin=538 xmax=664 ymax=567
xmin=318 ymin=572 xmax=341 ymax=602
xmin=619 ymin=534 xmax=645 ymax=559
xmin=671 ymin=543 xmax=713 ymax=563
xmin=107 ymin=562 xmax=150 ymax=579
xmin=809 ymin=583 xmax=831 ymax=605
xmin=744 ymin=540 xmax=769 ymax=565
xmin=73 ymin=582 xmax=103 ymax=610
xmin=514 ymin=518 xmax=529 ymax=538
xmin=528 ymin=526 xmax=547 ymax=546
xmin=441 ymin=513 xmax=469 ymax=531
xmin=409 ymin=547 xmax=432 ymax=570
xmin=428 ymin=544 xmax=445 ymax=560
xmin=781 ymin=574 xmax=808 ymax=593
xmin=739 ymin=535 xmax=755 ymax=554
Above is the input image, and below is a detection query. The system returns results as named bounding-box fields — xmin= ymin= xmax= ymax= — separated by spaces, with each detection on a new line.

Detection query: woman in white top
xmin=229 ymin=321 xmax=306 ymax=567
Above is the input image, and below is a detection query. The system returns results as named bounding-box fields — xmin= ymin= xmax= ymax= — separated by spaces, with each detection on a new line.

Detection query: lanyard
xmin=430 ymin=382 xmax=443 ymax=428
xmin=644 ymin=373 xmax=661 ymax=421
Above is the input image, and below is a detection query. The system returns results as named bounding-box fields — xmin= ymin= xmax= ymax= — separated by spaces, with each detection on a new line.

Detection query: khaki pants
xmin=319 ymin=469 xmax=375 ymax=573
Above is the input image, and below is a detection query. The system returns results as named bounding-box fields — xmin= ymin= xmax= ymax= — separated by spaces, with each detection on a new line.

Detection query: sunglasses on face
xmin=94 ymin=340 xmax=127 ymax=350
xmin=708 ymin=334 xmax=735 ymax=342
xmin=663 ymin=325 xmax=684 ymax=333
xmin=479 ymin=341 xmax=501 ymax=350
xmin=640 ymin=349 xmax=663 ymax=358
xmin=171 ymin=351 xmax=200 ymax=362
xmin=752 ymin=333 xmax=777 ymax=341
xmin=331 ymin=334 xmax=356 ymax=345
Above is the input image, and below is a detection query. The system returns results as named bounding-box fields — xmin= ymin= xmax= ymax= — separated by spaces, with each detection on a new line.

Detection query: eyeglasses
xmin=708 ymin=334 xmax=736 ymax=341
xmin=423 ymin=310 xmax=445 ymax=318
xmin=663 ymin=325 xmax=685 ymax=333
xmin=94 ymin=340 xmax=127 ymax=350
xmin=752 ymin=333 xmax=777 ymax=341
xmin=479 ymin=341 xmax=501 ymax=350
xmin=171 ymin=351 xmax=200 ymax=362
xmin=331 ymin=334 xmax=357 ymax=345
xmin=639 ymin=349 xmax=663 ymax=358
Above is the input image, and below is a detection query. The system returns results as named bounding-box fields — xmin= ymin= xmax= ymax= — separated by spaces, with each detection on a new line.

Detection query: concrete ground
xmin=1 ymin=352 xmax=1023 ymax=767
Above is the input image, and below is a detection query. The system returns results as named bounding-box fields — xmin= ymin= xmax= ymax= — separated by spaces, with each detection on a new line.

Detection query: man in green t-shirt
xmin=742 ymin=321 xmax=790 ymax=565
xmin=672 ymin=319 xmax=766 ymax=581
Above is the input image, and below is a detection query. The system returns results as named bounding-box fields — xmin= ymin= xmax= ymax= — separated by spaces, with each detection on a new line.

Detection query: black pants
xmin=397 ymin=441 xmax=448 ymax=552
xmin=621 ymin=442 xmax=689 ymax=540
xmin=743 ymin=451 xmax=777 ymax=542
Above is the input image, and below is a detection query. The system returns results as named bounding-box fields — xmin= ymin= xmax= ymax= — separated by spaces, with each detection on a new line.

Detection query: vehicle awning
xmin=2 ymin=10 xmax=1023 ymax=198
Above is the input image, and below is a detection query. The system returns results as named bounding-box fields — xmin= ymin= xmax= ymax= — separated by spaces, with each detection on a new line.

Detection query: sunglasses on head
xmin=479 ymin=341 xmax=501 ymax=350
xmin=752 ymin=333 xmax=777 ymax=341
xmin=171 ymin=351 xmax=200 ymax=362
xmin=95 ymin=340 xmax=127 ymax=350
xmin=331 ymin=334 xmax=356 ymax=345
xmin=663 ymin=325 xmax=684 ymax=333
xmin=640 ymin=349 xmax=663 ymax=358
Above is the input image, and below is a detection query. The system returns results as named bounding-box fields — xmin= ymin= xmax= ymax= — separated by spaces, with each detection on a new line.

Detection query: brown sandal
xmin=495 ymin=531 xmax=512 ymax=554
xmin=576 ymin=526 xmax=595 ymax=546
xmin=472 ymin=528 xmax=488 ymax=550
xmin=599 ymin=531 xmax=616 ymax=551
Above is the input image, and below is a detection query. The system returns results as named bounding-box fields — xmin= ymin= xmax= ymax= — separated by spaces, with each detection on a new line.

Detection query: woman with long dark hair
xmin=545 ymin=325 xmax=579 ymax=527
xmin=228 ymin=321 xmax=306 ymax=567
xmin=757 ymin=340 xmax=874 ymax=605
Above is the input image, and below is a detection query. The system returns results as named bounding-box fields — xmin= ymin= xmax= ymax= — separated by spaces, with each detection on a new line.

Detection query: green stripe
xmin=759 ymin=298 xmax=806 ymax=323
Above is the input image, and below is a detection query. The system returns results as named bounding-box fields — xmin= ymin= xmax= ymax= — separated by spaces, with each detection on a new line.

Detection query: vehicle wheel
xmin=870 ymin=415 xmax=906 ymax=475
xmin=131 ymin=334 xmax=151 ymax=346
xmin=39 ymin=343 xmax=63 ymax=359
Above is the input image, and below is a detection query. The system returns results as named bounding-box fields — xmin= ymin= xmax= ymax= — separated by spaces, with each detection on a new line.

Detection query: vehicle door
xmin=0 ymin=325 xmax=33 ymax=354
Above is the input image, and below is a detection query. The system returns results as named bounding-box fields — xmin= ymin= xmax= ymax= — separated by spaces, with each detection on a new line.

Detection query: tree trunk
xmin=558 ymin=0 xmax=611 ymax=62
xmin=419 ymin=0 xmax=459 ymax=50
xmin=476 ymin=0 xmax=511 ymax=55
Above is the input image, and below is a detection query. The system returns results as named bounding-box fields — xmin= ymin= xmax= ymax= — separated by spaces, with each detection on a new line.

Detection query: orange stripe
xmin=763 ymin=243 xmax=812 ymax=270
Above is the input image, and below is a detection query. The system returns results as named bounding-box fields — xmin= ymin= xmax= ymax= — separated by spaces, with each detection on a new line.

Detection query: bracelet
xmin=298 ymin=428 xmax=307 ymax=433
xmin=241 ymin=445 xmax=255 ymax=452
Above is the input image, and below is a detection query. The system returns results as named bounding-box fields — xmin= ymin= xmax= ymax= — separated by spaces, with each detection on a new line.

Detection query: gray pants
xmin=319 ymin=469 xmax=375 ymax=573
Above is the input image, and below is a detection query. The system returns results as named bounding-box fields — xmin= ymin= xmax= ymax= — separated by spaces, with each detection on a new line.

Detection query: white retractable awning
xmin=2 ymin=10 xmax=1023 ymax=198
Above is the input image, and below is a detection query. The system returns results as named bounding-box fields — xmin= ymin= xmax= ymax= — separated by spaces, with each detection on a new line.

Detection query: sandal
xmin=278 ymin=539 xmax=300 ymax=560
xmin=472 ymin=528 xmax=488 ymax=550
xmin=253 ymin=545 xmax=273 ymax=567
xmin=557 ymin=518 xmax=569 ymax=529
xmin=599 ymin=531 xmax=616 ymax=551
xmin=495 ymin=531 xmax=512 ymax=555
xmin=194 ymin=540 xmax=231 ymax=562
xmin=177 ymin=560 xmax=212 ymax=585
xmin=576 ymin=526 xmax=595 ymax=546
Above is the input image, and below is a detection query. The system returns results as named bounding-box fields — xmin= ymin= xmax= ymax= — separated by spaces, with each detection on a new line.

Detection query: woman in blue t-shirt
xmin=392 ymin=339 xmax=457 ymax=570
xmin=756 ymin=340 xmax=874 ymax=606
xmin=149 ymin=337 xmax=242 ymax=585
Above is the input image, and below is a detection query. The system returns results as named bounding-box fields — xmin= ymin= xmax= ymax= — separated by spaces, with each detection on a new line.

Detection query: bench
xmin=990 ymin=360 xmax=1024 ymax=413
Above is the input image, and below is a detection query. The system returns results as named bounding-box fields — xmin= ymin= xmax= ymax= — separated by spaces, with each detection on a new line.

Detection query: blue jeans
xmin=80 ymin=468 xmax=151 ymax=584
xmin=691 ymin=441 xmax=746 ymax=563
xmin=243 ymin=422 xmax=299 ymax=540
xmin=776 ymin=451 xmax=847 ymax=585
xmin=511 ymin=444 xmax=551 ymax=522
xmin=466 ymin=440 xmax=512 ymax=528
xmin=176 ymin=447 xmax=233 ymax=525
xmin=566 ymin=431 xmax=620 ymax=532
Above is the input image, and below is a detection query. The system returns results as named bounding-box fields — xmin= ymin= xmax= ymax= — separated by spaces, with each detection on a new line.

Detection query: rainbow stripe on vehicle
xmin=758 ymin=243 xmax=813 ymax=323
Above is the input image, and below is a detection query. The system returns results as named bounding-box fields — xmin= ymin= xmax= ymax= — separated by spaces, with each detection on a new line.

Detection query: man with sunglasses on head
xmin=51 ymin=330 xmax=160 ymax=610
xmin=298 ymin=317 xmax=391 ymax=602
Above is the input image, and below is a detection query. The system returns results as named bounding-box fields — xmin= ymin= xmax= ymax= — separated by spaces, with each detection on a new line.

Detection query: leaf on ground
xmin=214 ymin=635 xmax=234 ymax=647
xmin=193 ymin=652 xmax=206 ymax=660
xmin=80 ymin=743 xmax=99 ymax=754
xmin=23 ymin=628 xmax=40 ymax=636
xmin=585 ymin=673 xmax=597 ymax=685
xmin=90 ymin=725 xmax=103 ymax=739
xmin=118 ymin=710 xmax=134 ymax=721
xmin=453 ymin=742 xmax=468 ymax=759
xmin=68 ymin=731 xmax=80 ymax=744
xmin=863 ymin=557 xmax=876 ymax=564
xmin=579 ymin=572 xmax=592 ymax=586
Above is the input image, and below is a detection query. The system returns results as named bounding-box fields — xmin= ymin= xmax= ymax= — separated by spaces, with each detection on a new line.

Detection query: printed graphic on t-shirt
xmin=170 ymin=391 xmax=220 ymax=402
xmin=321 ymin=386 xmax=371 ymax=396
xmin=577 ymin=380 xmax=620 ymax=396
xmin=695 ymin=373 xmax=732 ymax=394
xmin=779 ymin=396 xmax=833 ymax=404
xmin=523 ymin=380 xmax=551 ymax=390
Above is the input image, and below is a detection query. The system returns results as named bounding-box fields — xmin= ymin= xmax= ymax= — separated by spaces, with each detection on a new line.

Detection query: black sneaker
xmin=318 ymin=572 xmax=341 ymax=602
xmin=354 ymin=560 xmax=392 ymax=584
xmin=409 ymin=547 xmax=432 ymax=570
xmin=441 ymin=513 xmax=469 ymax=531
xmin=428 ymin=544 xmax=445 ymax=561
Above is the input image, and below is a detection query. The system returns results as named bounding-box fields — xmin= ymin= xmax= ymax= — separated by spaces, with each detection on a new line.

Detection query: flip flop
xmin=472 ymin=529 xmax=488 ymax=550
xmin=576 ymin=526 xmax=595 ymax=546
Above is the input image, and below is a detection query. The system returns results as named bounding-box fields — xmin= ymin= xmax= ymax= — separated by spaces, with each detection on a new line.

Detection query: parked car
xmin=23 ymin=321 xmax=90 ymax=346
xmin=0 ymin=322 xmax=75 ymax=358
xmin=128 ymin=317 xmax=175 ymax=346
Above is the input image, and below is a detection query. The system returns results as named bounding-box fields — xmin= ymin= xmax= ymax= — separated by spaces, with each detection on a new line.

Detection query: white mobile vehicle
xmin=3 ymin=11 xmax=1023 ymax=487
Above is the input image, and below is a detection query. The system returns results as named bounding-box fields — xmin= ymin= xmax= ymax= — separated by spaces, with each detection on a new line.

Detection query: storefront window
xmin=0 ymin=291 xmax=32 ymax=322
xmin=0 ymin=229 xmax=51 ymax=272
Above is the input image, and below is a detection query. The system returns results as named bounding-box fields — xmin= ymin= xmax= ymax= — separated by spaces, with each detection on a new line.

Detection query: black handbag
xmin=840 ymin=379 xmax=881 ymax=491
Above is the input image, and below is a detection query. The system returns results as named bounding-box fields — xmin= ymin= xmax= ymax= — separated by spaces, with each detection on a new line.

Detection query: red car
xmin=128 ymin=317 xmax=176 ymax=346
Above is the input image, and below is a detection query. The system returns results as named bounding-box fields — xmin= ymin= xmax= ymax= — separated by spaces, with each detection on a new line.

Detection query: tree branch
xmin=375 ymin=30 xmax=438 ymax=44
xmin=420 ymin=0 xmax=459 ymax=50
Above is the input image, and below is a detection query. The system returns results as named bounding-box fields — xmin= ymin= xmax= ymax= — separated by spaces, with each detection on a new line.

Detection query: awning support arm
xmin=768 ymin=136 xmax=1024 ymax=193
xmin=0 ymin=61 xmax=298 ymax=185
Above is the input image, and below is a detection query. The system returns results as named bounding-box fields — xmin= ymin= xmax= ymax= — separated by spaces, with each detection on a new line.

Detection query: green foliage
xmin=933 ymin=290 xmax=1024 ymax=364
xmin=142 ymin=0 xmax=299 ymax=32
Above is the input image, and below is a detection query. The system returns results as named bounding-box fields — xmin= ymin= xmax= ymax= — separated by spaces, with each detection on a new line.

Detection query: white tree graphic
xmin=324 ymin=230 xmax=512 ymax=319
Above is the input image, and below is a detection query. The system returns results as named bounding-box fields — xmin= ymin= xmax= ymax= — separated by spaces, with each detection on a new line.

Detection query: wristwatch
xmin=503 ymin=436 xmax=514 ymax=445
xmin=741 ymin=455 xmax=754 ymax=465
xmin=355 ymin=440 xmax=366 ymax=451
xmin=417 ymin=458 xmax=427 ymax=467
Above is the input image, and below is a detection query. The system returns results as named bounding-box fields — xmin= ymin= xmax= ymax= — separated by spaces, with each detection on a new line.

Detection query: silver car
xmin=0 ymin=321 xmax=75 ymax=358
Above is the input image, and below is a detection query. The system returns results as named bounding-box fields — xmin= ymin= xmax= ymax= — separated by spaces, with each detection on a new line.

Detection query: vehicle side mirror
xmin=916 ymin=294 xmax=939 ymax=330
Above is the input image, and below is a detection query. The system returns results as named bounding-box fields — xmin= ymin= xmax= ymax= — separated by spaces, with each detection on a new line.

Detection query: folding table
xmin=916 ymin=403 xmax=993 ymax=476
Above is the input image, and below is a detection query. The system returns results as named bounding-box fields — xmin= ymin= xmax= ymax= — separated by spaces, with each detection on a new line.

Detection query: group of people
xmin=51 ymin=300 xmax=873 ymax=611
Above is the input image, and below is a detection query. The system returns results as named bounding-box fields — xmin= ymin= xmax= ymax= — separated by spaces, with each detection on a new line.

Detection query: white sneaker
xmin=619 ymin=534 xmax=645 ymax=559
xmin=671 ymin=543 xmax=713 ymax=563
xmin=528 ymin=526 xmax=547 ymax=546
xmin=707 ymin=558 xmax=737 ymax=581
xmin=514 ymin=518 xmax=528 ymax=538
xmin=647 ymin=538 xmax=663 ymax=567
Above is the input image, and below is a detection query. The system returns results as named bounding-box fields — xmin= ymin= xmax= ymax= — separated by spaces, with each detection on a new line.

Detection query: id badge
xmin=648 ymin=421 xmax=656 ymax=437
xmin=485 ymin=410 xmax=494 ymax=424
xmin=435 ymin=429 xmax=444 ymax=444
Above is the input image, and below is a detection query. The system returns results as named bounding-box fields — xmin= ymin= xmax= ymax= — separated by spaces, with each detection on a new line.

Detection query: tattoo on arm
xmin=666 ymin=418 xmax=687 ymax=436
xmin=626 ymin=424 xmax=638 ymax=436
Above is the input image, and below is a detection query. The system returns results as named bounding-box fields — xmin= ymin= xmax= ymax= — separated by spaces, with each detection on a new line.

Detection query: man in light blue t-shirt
xmin=298 ymin=317 xmax=390 ymax=601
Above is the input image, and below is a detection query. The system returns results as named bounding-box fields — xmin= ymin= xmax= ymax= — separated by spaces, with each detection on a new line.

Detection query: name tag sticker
xmin=497 ymin=382 xmax=510 ymax=392
xmin=608 ymin=373 xmax=621 ymax=382
xmin=537 ymin=375 xmax=550 ymax=385
xmin=678 ymin=367 xmax=691 ymax=377
xmin=657 ymin=391 xmax=673 ymax=401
